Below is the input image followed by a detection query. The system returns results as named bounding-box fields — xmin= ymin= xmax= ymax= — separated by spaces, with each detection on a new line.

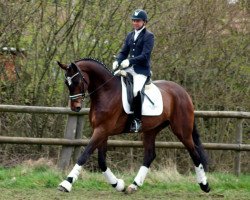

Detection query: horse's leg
xmin=171 ymin=119 xmax=210 ymax=193
xmin=98 ymin=140 xmax=125 ymax=192
xmin=58 ymin=131 xmax=107 ymax=192
xmin=126 ymin=131 xmax=157 ymax=193
xmin=191 ymin=123 xmax=210 ymax=192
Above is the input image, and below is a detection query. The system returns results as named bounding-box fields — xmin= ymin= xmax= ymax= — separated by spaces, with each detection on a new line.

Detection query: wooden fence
xmin=0 ymin=104 xmax=249 ymax=175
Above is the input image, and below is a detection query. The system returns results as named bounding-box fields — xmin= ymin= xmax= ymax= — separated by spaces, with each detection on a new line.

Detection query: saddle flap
xmin=121 ymin=77 xmax=163 ymax=116
xmin=122 ymin=73 xmax=134 ymax=109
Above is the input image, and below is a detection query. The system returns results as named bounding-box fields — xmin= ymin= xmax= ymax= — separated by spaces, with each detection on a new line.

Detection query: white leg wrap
xmin=58 ymin=164 xmax=82 ymax=192
xmin=103 ymin=168 xmax=118 ymax=185
xmin=59 ymin=180 xmax=72 ymax=192
xmin=103 ymin=168 xmax=125 ymax=192
xmin=115 ymin=179 xmax=125 ymax=192
xmin=68 ymin=164 xmax=82 ymax=183
xmin=195 ymin=164 xmax=207 ymax=185
xmin=134 ymin=166 xmax=149 ymax=187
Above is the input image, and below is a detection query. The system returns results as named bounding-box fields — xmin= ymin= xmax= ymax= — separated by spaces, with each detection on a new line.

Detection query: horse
xmin=57 ymin=58 xmax=210 ymax=194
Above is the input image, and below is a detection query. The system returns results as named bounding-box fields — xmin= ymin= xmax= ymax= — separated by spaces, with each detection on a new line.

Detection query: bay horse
xmin=57 ymin=58 xmax=210 ymax=194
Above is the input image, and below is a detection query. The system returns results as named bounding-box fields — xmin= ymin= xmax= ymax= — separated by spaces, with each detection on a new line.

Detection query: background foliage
xmin=0 ymin=0 xmax=249 ymax=173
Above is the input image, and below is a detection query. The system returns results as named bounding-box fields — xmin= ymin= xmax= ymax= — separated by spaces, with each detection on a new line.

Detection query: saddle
xmin=123 ymin=72 xmax=152 ymax=111
xmin=121 ymin=72 xmax=163 ymax=116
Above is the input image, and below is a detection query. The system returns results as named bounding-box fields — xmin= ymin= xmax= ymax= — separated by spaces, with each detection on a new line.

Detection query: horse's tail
xmin=192 ymin=122 xmax=209 ymax=171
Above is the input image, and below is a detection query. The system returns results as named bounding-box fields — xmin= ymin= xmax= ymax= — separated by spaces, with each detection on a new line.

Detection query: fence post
xmin=234 ymin=119 xmax=243 ymax=176
xmin=57 ymin=114 xmax=78 ymax=170
xmin=130 ymin=147 xmax=134 ymax=172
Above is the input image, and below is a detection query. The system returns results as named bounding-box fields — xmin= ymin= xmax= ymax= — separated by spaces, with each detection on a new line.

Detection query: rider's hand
xmin=120 ymin=59 xmax=130 ymax=68
xmin=114 ymin=69 xmax=127 ymax=77
xmin=112 ymin=61 xmax=119 ymax=70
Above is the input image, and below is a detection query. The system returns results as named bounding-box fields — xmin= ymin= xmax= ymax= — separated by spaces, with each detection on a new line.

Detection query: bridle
xmin=65 ymin=65 xmax=88 ymax=101
xmin=65 ymin=62 xmax=117 ymax=101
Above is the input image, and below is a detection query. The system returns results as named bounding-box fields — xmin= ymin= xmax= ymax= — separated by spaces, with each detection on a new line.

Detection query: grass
xmin=0 ymin=160 xmax=249 ymax=200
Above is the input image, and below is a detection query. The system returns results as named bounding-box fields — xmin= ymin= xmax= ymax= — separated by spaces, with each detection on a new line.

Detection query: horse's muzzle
xmin=70 ymin=100 xmax=82 ymax=112
xmin=74 ymin=106 xmax=82 ymax=112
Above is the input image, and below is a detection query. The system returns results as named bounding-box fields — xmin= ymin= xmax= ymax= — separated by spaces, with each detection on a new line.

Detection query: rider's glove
xmin=114 ymin=70 xmax=127 ymax=77
xmin=120 ymin=59 xmax=130 ymax=69
xmin=112 ymin=61 xmax=119 ymax=70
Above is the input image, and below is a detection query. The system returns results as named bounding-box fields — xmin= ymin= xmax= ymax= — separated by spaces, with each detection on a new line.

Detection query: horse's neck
xmin=83 ymin=62 xmax=119 ymax=98
xmin=88 ymin=69 xmax=121 ymax=110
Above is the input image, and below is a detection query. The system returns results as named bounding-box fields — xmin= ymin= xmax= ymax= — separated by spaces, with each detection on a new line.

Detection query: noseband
xmin=65 ymin=65 xmax=88 ymax=101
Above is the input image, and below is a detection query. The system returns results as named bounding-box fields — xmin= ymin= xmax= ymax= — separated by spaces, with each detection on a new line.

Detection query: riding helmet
xmin=131 ymin=9 xmax=148 ymax=22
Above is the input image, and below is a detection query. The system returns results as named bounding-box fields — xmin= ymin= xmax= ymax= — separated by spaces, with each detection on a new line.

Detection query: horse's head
xmin=57 ymin=61 xmax=88 ymax=112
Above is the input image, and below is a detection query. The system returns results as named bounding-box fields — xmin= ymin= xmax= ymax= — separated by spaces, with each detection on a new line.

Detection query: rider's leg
xmin=130 ymin=91 xmax=142 ymax=132
xmin=130 ymin=74 xmax=147 ymax=132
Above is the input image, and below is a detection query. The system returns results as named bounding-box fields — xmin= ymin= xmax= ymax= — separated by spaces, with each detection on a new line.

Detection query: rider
xmin=113 ymin=9 xmax=155 ymax=133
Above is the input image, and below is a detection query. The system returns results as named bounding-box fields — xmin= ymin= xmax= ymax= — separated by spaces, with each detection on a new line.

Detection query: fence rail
xmin=1 ymin=104 xmax=250 ymax=118
xmin=0 ymin=104 xmax=249 ymax=175
xmin=0 ymin=136 xmax=250 ymax=151
xmin=0 ymin=104 xmax=89 ymax=115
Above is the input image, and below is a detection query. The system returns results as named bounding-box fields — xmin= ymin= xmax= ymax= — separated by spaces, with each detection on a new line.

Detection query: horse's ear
xmin=57 ymin=61 xmax=68 ymax=70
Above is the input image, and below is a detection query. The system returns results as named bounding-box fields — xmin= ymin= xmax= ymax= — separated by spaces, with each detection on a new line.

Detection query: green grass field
xmin=0 ymin=161 xmax=249 ymax=200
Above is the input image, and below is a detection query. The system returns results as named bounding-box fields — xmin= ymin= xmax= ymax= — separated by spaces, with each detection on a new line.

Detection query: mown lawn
xmin=0 ymin=163 xmax=249 ymax=200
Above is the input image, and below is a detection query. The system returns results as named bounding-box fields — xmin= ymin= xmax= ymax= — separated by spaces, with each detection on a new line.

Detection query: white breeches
xmin=125 ymin=67 xmax=147 ymax=96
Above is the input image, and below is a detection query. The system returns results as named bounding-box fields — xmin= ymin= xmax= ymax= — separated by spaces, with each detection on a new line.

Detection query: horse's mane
xmin=75 ymin=58 xmax=113 ymax=75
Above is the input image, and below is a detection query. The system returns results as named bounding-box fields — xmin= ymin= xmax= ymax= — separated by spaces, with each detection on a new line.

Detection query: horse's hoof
xmin=199 ymin=183 xmax=211 ymax=193
xmin=124 ymin=185 xmax=137 ymax=194
xmin=57 ymin=185 xmax=69 ymax=192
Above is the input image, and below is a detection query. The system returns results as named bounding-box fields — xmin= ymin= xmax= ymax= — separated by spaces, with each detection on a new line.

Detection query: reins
xmin=84 ymin=75 xmax=117 ymax=99
xmin=73 ymin=60 xmax=118 ymax=100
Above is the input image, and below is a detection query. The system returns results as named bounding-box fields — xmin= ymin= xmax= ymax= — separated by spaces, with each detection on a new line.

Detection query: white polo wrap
xmin=103 ymin=168 xmax=118 ymax=185
xmin=134 ymin=166 xmax=149 ymax=186
xmin=68 ymin=164 xmax=82 ymax=183
xmin=103 ymin=168 xmax=125 ymax=191
xmin=195 ymin=164 xmax=207 ymax=185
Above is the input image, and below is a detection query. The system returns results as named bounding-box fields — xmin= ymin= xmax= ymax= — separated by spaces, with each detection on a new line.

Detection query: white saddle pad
xmin=121 ymin=77 xmax=163 ymax=116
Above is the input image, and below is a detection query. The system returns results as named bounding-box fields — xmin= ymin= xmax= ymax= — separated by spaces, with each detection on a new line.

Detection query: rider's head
xmin=131 ymin=9 xmax=148 ymax=30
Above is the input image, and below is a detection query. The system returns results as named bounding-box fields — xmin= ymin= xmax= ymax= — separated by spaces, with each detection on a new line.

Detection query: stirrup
xmin=130 ymin=119 xmax=142 ymax=133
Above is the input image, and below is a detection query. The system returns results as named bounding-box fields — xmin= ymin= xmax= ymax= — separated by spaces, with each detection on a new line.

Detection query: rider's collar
xmin=134 ymin=26 xmax=145 ymax=33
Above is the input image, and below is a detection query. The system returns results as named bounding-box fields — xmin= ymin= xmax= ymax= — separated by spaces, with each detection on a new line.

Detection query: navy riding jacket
xmin=116 ymin=28 xmax=154 ymax=77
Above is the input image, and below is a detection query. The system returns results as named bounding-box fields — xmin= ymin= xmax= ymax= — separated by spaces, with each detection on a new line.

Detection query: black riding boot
xmin=130 ymin=92 xmax=142 ymax=133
